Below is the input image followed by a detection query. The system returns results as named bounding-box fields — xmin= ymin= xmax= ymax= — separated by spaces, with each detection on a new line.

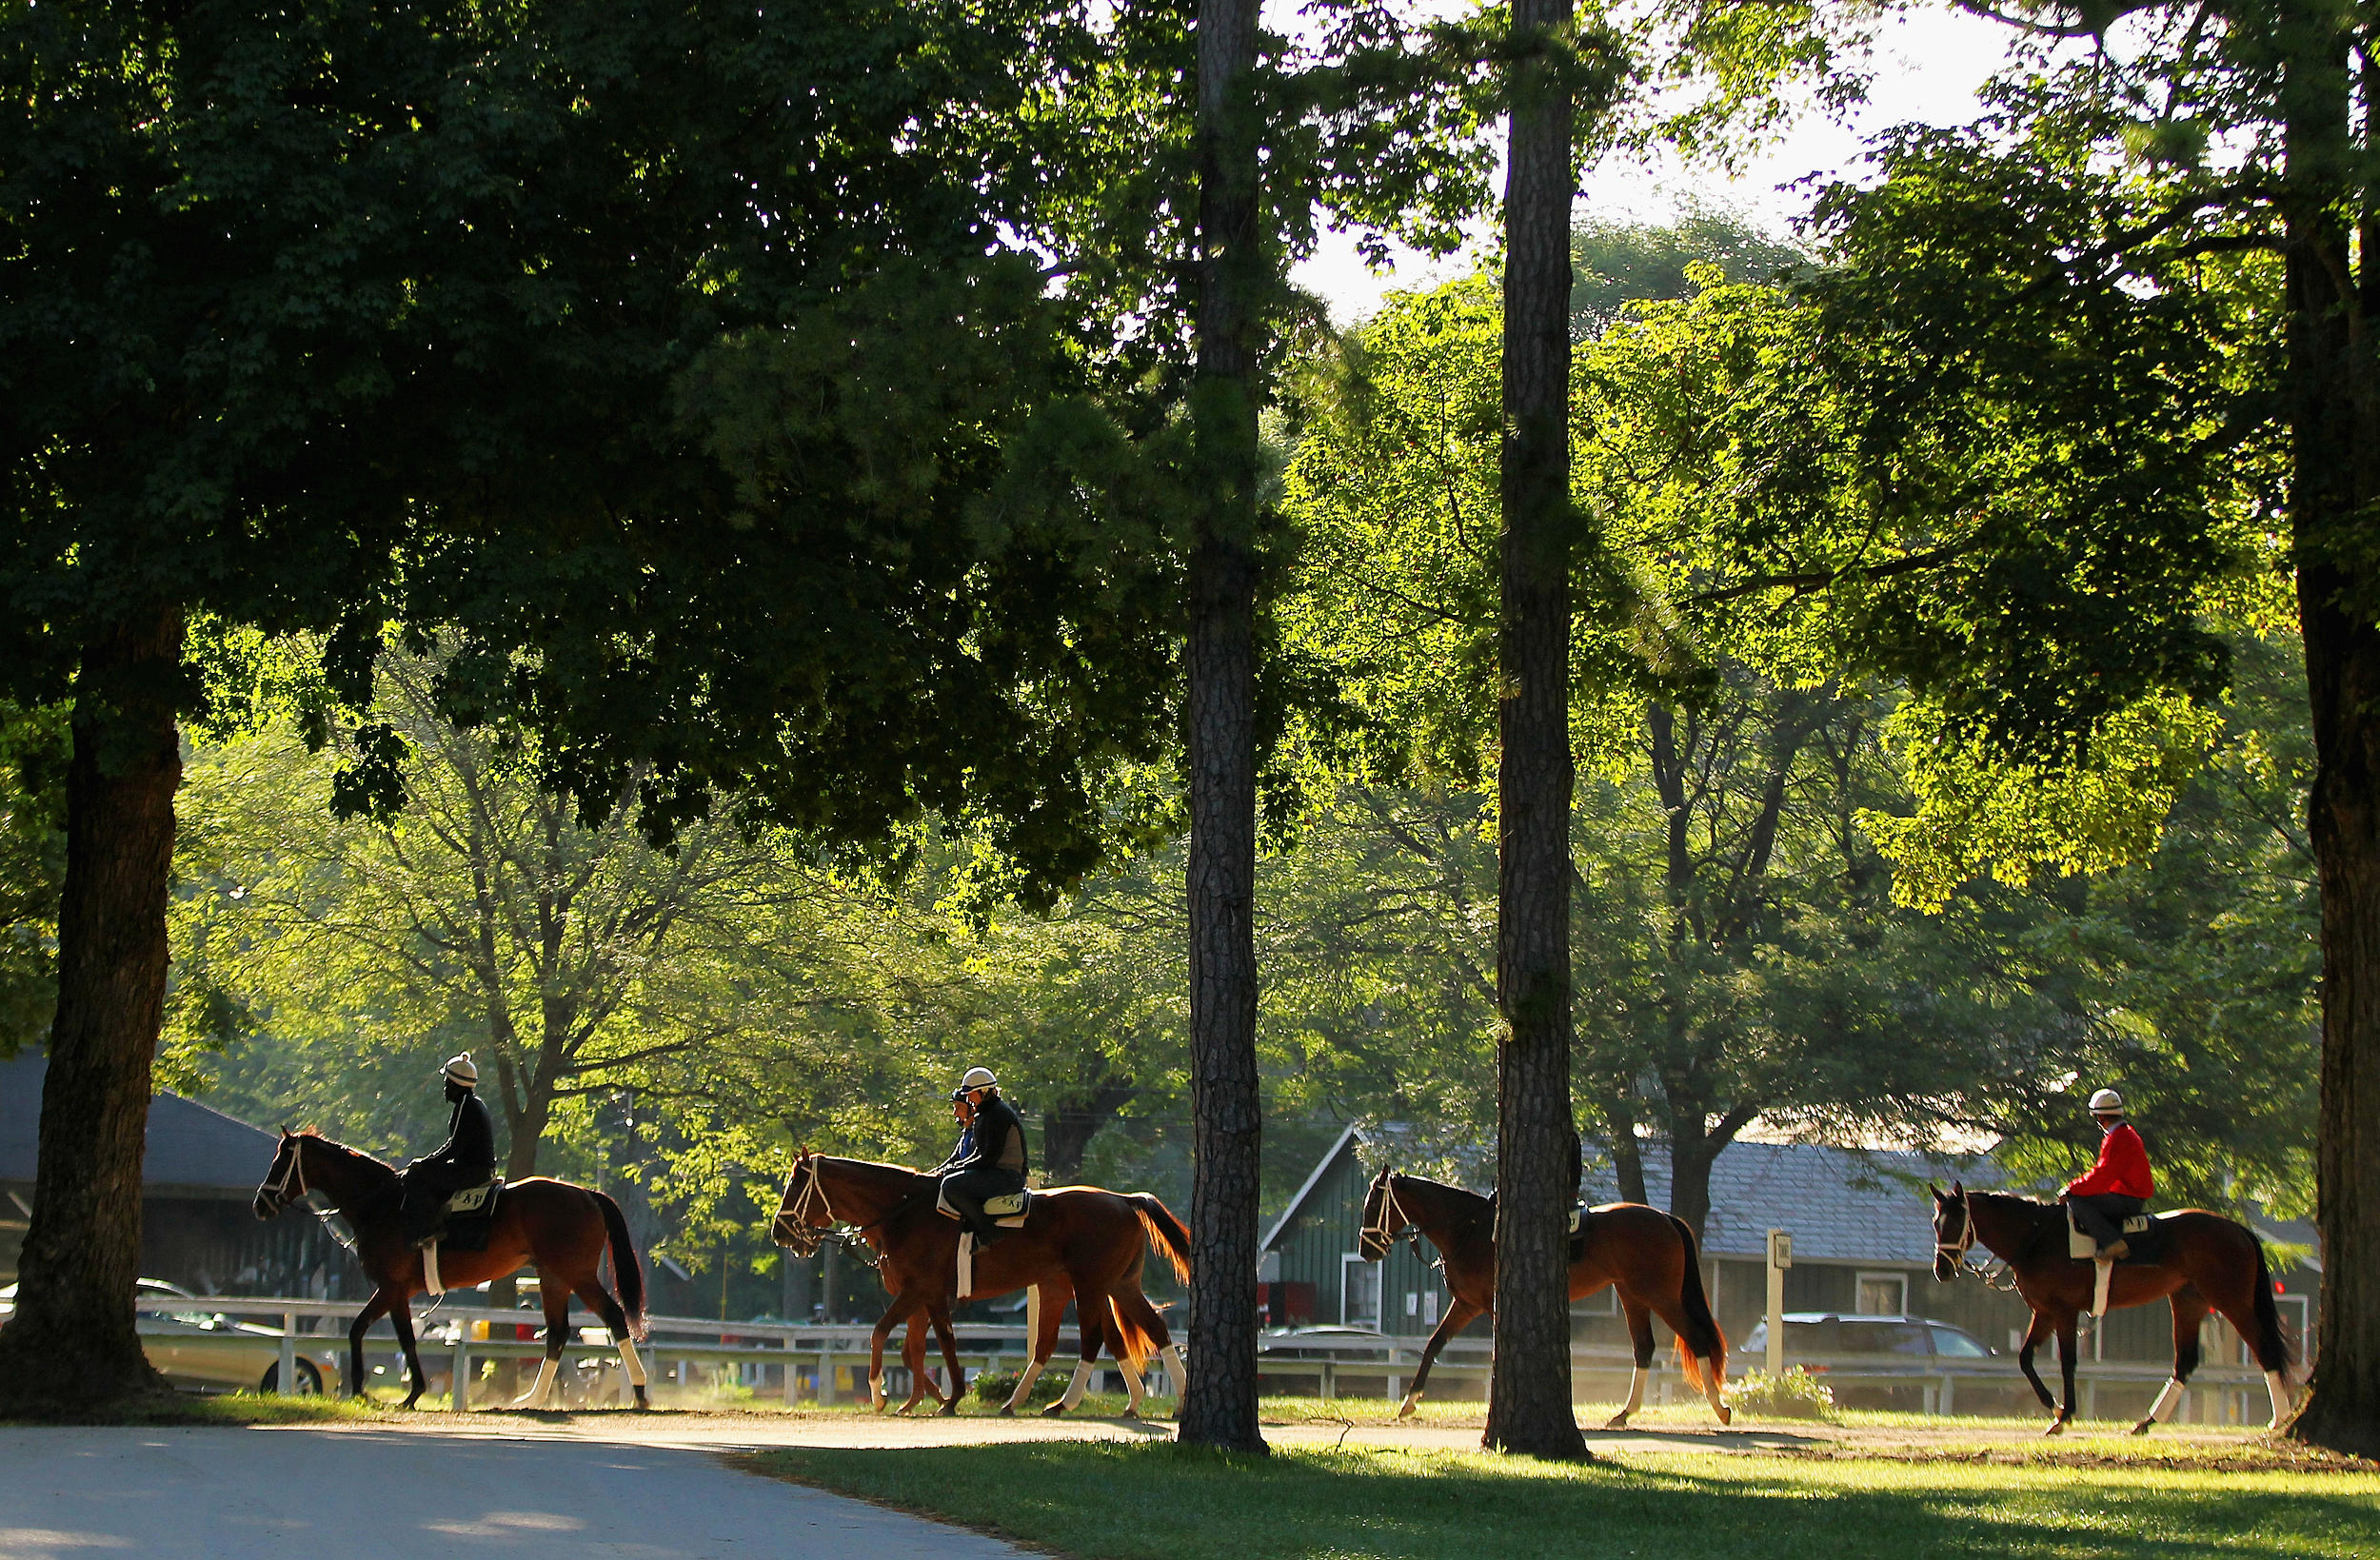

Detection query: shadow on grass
xmin=744 ymin=1439 xmax=2380 ymax=1560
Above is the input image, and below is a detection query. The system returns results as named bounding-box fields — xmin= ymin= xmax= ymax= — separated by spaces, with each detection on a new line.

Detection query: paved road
xmin=0 ymin=1426 xmax=1024 ymax=1560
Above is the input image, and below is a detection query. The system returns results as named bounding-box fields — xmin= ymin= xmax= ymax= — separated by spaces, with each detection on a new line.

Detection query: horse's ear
xmin=1952 ymin=1179 xmax=1964 ymax=1195
xmin=1928 ymin=1181 xmax=1940 ymax=1200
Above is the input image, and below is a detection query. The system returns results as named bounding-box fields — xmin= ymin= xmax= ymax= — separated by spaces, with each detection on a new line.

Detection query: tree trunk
xmin=1483 ymin=0 xmax=1586 ymax=1462
xmin=1599 ymin=1099 xmax=1648 ymax=1206
xmin=0 ymin=609 xmax=185 ymax=1412
xmin=1178 ymin=0 xmax=1269 ymax=1456
xmin=1041 ymin=1076 xmax=1136 ymax=1184
xmin=2285 ymin=6 xmax=2380 ymax=1457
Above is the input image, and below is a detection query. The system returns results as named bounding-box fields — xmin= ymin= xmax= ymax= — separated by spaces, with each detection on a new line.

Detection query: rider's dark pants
xmin=942 ymin=1166 xmax=1026 ymax=1243
xmin=401 ymin=1162 xmax=488 ymax=1245
xmin=2067 ymin=1193 xmax=2146 ymax=1252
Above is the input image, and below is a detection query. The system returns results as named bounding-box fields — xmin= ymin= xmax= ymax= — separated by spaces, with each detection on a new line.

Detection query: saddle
xmin=437 ymin=1177 xmax=504 ymax=1254
xmin=2065 ymin=1202 xmax=2162 ymax=1264
xmin=935 ymin=1181 xmax=1031 ymax=1228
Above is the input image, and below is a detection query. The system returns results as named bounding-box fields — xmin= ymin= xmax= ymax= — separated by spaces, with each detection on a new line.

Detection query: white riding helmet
xmin=2088 ymin=1088 xmax=2126 ymax=1114
xmin=443 ymin=1053 xmax=479 ymax=1088
xmin=952 ymin=1066 xmax=998 ymax=1099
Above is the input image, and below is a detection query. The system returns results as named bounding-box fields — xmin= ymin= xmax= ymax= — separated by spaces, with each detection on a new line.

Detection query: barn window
xmin=1854 ymin=1272 xmax=1908 ymax=1316
xmin=1341 ymin=1254 xmax=1382 ymax=1330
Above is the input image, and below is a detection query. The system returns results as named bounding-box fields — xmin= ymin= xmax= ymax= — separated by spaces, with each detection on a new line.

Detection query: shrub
xmin=971 ymin=1366 xmax=1067 ymax=1408
xmin=1721 ymin=1367 xmax=1838 ymax=1420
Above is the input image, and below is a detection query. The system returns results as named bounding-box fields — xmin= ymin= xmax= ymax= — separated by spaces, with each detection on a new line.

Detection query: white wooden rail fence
xmin=164 ymin=1295 xmax=2280 ymax=1425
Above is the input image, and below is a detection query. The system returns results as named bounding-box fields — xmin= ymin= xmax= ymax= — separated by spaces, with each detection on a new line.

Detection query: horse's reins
xmin=1936 ymin=1187 xmax=2022 ymax=1293
xmin=262 ymin=1139 xmax=309 ymax=1210
xmin=780 ymin=1156 xmax=932 ymax=1269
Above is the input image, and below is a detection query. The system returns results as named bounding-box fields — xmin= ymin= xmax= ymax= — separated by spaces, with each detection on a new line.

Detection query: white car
xmin=0 ymin=1278 xmax=343 ymax=1394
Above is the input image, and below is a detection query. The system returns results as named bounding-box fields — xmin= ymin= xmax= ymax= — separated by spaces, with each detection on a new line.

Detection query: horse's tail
xmin=1106 ymin=1295 xmax=1156 ymax=1372
xmin=1666 ymin=1213 xmax=1728 ymax=1391
xmin=2246 ymin=1233 xmax=2294 ymax=1377
xmin=594 ymin=1189 xmax=649 ymax=1342
xmin=1133 ymin=1194 xmax=1193 ymax=1285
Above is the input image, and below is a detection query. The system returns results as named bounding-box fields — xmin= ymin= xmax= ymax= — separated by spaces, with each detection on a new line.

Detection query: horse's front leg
xmin=929 ymin=1302 xmax=965 ymax=1416
xmin=347 ymin=1286 xmax=394 ymax=1400
xmin=896 ymin=1312 xmax=936 ymax=1414
xmin=867 ymin=1291 xmax=925 ymax=1413
xmin=2013 ymin=1309 xmax=2057 ymax=1421
xmin=1402 ymin=1296 xmax=1484 ymax=1420
xmin=2049 ymin=1313 xmax=2081 ymax=1435
xmin=387 ymin=1293 xmax=431 ymax=1412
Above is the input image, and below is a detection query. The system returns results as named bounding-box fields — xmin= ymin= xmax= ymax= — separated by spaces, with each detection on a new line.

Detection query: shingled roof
xmin=0 ymin=1051 xmax=279 ymax=1196
xmin=1585 ymin=1140 xmax=1995 ymax=1266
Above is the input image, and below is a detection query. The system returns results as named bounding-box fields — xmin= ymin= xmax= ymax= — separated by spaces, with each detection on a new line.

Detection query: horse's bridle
xmin=1360 ymin=1171 xmax=1418 ymax=1260
xmin=1934 ymin=1185 xmax=1975 ymax=1266
xmin=774 ymin=1156 xmax=842 ymax=1255
xmin=259 ymin=1138 xmax=308 ymax=1214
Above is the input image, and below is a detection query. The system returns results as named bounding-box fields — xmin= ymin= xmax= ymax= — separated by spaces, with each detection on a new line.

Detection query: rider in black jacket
xmin=401 ymin=1054 xmax=497 ymax=1246
xmin=936 ymin=1067 xmax=1028 ymax=1246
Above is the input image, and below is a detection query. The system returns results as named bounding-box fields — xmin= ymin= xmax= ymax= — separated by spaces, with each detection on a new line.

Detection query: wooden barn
xmin=1 ymin=1052 xmax=353 ymax=1299
xmin=1261 ymin=1123 xmax=2320 ymax=1410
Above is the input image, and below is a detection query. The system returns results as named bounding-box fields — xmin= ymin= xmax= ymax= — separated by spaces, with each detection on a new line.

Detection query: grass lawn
xmin=2 ymin=1390 xmax=388 ymax=1427
xmin=744 ymin=1439 xmax=2380 ymax=1560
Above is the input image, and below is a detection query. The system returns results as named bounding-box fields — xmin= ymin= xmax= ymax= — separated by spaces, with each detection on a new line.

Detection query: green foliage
xmin=1723 ymin=1367 xmax=1838 ymax=1419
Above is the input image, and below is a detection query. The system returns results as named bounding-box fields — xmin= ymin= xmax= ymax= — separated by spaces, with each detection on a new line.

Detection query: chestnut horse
xmin=254 ymin=1131 xmax=650 ymax=1410
xmin=1359 ymin=1167 xmax=1731 ymax=1427
xmin=1930 ymin=1182 xmax=2295 ymax=1434
xmin=772 ymin=1152 xmax=1189 ymax=1416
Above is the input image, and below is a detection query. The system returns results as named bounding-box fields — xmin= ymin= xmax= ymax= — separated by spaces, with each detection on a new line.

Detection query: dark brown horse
xmin=1359 ymin=1167 xmax=1731 ymax=1426
xmin=1930 ymin=1182 xmax=2295 ymax=1434
xmin=254 ymin=1131 xmax=649 ymax=1410
xmin=772 ymin=1152 xmax=1189 ymax=1415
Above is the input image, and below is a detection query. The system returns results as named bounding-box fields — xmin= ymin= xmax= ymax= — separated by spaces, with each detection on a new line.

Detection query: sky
xmin=1288 ymin=2 xmax=2025 ymax=324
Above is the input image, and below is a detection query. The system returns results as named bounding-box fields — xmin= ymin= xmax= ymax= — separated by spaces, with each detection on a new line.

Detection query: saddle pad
xmin=2066 ymin=1203 xmax=2155 ymax=1260
xmin=446 ymin=1178 xmax=501 ymax=1215
xmin=936 ymin=1181 xmax=1029 ymax=1226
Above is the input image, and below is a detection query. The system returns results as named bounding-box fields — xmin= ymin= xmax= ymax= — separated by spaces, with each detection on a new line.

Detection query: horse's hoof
xmin=1603 ymin=1413 xmax=1630 ymax=1431
xmin=1041 ymin=1402 xmax=1069 ymax=1418
xmin=632 ymin=1388 xmax=651 ymax=1412
xmin=2043 ymin=1419 xmax=2068 ymax=1437
xmin=999 ymin=1406 xmax=1017 ymax=1418
xmin=1398 ymin=1395 xmax=1421 ymax=1421
xmin=2131 ymin=1419 xmax=2154 ymax=1436
xmin=939 ymin=1400 xmax=960 ymax=1418
xmin=1716 ymin=1406 xmax=1734 ymax=1427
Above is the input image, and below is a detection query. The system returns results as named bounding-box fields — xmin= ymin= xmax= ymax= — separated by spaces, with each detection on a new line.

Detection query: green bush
xmin=1722 ymin=1367 xmax=1838 ymax=1420
xmin=972 ymin=1366 xmax=1067 ymax=1408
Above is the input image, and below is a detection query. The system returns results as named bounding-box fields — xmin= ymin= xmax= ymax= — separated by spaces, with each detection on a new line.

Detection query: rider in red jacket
xmin=2064 ymin=1088 xmax=2153 ymax=1259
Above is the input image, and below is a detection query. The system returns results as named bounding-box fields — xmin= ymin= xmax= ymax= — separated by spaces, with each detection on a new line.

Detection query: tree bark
xmin=2285 ymin=2 xmax=2380 ymax=1457
xmin=1483 ymin=0 xmax=1587 ymax=1461
xmin=0 ymin=608 xmax=185 ymax=1412
xmin=1178 ymin=0 xmax=1269 ymax=1456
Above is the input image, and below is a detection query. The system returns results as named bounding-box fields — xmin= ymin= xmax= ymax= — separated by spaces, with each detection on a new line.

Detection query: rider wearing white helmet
xmin=934 ymin=1067 xmax=1028 ymax=1247
xmin=2062 ymin=1087 xmax=2153 ymax=1261
xmin=400 ymin=1053 xmax=498 ymax=1247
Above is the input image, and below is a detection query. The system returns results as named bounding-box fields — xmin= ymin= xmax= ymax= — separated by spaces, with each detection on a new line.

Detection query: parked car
xmin=1259 ymin=1325 xmax=1397 ymax=1360
xmin=0 ymin=1278 xmax=343 ymax=1394
xmin=1741 ymin=1313 xmax=1997 ymax=1367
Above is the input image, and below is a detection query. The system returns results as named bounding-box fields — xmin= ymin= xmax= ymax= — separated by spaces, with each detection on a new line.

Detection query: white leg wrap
xmin=1699 ymin=1365 xmax=1728 ymax=1421
xmin=1117 ymin=1355 xmax=1146 ymax=1414
xmin=514 ymin=1356 xmax=560 ymax=1410
xmin=617 ymin=1338 xmax=647 ymax=1389
xmin=870 ymin=1372 xmax=887 ymax=1411
xmin=1058 ymin=1358 xmax=1094 ymax=1410
xmin=2266 ymin=1370 xmax=2292 ymax=1428
xmin=1623 ymin=1366 xmax=1649 ymax=1415
xmin=1160 ymin=1345 xmax=1187 ymax=1399
xmin=2149 ymin=1376 xmax=2186 ymax=1423
xmin=1002 ymin=1356 xmax=1048 ymax=1412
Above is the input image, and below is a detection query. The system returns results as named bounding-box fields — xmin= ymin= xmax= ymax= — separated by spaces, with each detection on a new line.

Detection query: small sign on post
xmin=1765 ymin=1228 xmax=1793 ymax=1380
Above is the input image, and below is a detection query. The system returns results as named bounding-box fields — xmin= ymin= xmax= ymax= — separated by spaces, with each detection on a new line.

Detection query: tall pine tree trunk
xmin=1178 ymin=0 xmax=1269 ymax=1455
xmin=2286 ymin=4 xmax=2380 ymax=1458
xmin=0 ymin=609 xmax=184 ymax=1411
xmin=1483 ymin=0 xmax=1586 ymax=1461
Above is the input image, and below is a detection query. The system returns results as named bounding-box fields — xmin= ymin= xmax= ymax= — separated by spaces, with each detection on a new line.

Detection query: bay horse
xmin=254 ymin=1131 xmax=650 ymax=1410
xmin=1359 ymin=1167 xmax=1731 ymax=1427
xmin=1930 ymin=1182 xmax=2295 ymax=1433
xmin=772 ymin=1152 xmax=1189 ymax=1416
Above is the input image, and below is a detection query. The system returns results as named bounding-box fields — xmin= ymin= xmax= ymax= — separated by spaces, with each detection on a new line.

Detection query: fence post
xmin=784 ymin=1336 xmax=801 ymax=1406
xmin=279 ymin=1312 xmax=299 ymax=1397
xmin=820 ymin=1349 xmax=839 ymax=1405
xmin=450 ymin=1334 xmax=471 ymax=1412
xmin=1940 ymin=1372 xmax=1955 ymax=1416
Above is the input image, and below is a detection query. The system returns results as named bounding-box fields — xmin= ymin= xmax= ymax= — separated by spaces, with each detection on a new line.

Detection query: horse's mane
xmin=292 ymin=1129 xmax=399 ymax=1179
xmin=812 ymin=1154 xmax=931 ymax=1183
xmin=1384 ymin=1169 xmax=1492 ymax=1214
